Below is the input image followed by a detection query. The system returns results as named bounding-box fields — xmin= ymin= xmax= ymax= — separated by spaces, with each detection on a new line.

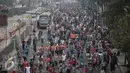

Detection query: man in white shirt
xmin=62 ymin=54 xmax=66 ymax=62
xmin=61 ymin=40 xmax=65 ymax=45
xmin=25 ymin=64 xmax=31 ymax=73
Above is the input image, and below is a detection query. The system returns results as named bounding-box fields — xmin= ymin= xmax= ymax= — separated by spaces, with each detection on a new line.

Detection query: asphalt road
xmin=26 ymin=7 xmax=125 ymax=73
xmin=26 ymin=30 xmax=125 ymax=73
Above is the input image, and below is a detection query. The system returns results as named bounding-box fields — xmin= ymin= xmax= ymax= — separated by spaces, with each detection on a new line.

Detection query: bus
xmin=37 ymin=12 xmax=51 ymax=29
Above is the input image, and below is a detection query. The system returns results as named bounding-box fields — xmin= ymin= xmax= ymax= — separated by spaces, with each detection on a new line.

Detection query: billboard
xmin=0 ymin=15 xmax=8 ymax=26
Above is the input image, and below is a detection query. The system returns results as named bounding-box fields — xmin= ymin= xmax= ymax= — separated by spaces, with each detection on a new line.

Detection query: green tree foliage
xmin=104 ymin=0 xmax=130 ymax=52
xmin=79 ymin=0 xmax=130 ymax=52
xmin=0 ymin=0 xmax=14 ymax=6
xmin=19 ymin=0 xmax=27 ymax=6
xmin=79 ymin=0 xmax=130 ymax=71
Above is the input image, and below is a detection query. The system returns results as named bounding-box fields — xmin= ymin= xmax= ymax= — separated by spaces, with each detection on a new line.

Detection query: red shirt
xmin=93 ymin=57 xmax=97 ymax=64
xmin=52 ymin=71 xmax=56 ymax=73
xmin=72 ymin=58 xmax=77 ymax=64
xmin=39 ymin=47 xmax=43 ymax=52
xmin=74 ymin=44 xmax=78 ymax=49
xmin=68 ymin=60 xmax=73 ymax=66
xmin=82 ymin=67 xmax=88 ymax=73
xmin=71 ymin=34 xmax=77 ymax=39
xmin=108 ymin=48 xmax=112 ymax=56
xmin=46 ymin=57 xmax=51 ymax=63
xmin=11 ymin=71 xmax=16 ymax=73
xmin=23 ymin=61 xmax=28 ymax=69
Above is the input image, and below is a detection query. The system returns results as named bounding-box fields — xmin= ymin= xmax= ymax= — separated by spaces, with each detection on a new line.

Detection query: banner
xmin=41 ymin=45 xmax=67 ymax=51
xmin=70 ymin=34 xmax=77 ymax=39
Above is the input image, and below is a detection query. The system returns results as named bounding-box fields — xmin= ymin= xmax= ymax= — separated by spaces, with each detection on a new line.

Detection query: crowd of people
xmin=20 ymin=6 xmax=119 ymax=73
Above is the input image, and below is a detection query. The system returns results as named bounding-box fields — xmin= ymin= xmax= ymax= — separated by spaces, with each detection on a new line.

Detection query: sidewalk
xmin=118 ymin=53 xmax=125 ymax=65
xmin=0 ymin=25 xmax=27 ymax=64
xmin=116 ymin=53 xmax=127 ymax=73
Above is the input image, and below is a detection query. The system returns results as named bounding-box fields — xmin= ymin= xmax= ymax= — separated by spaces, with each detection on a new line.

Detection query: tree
xmin=103 ymin=0 xmax=130 ymax=51
xmin=19 ymin=0 xmax=27 ymax=7
xmin=79 ymin=0 xmax=130 ymax=72
xmin=19 ymin=0 xmax=36 ymax=7
xmin=100 ymin=0 xmax=130 ymax=72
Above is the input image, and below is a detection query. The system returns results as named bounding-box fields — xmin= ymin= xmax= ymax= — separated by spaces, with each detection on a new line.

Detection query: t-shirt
xmin=71 ymin=34 xmax=77 ymax=39
xmin=93 ymin=57 xmax=97 ymax=64
xmin=23 ymin=62 xmax=28 ymax=69
xmin=62 ymin=55 xmax=66 ymax=61
xmin=108 ymin=48 xmax=112 ymax=56
xmin=61 ymin=40 xmax=65 ymax=44
xmin=11 ymin=71 xmax=16 ymax=73
xmin=46 ymin=58 xmax=51 ymax=63
xmin=66 ymin=68 xmax=71 ymax=73
xmin=72 ymin=58 xmax=77 ymax=64
xmin=39 ymin=47 xmax=43 ymax=52
xmin=100 ymin=70 xmax=105 ymax=73
xmin=52 ymin=71 xmax=56 ymax=73
xmin=25 ymin=67 xmax=31 ymax=73
xmin=82 ymin=67 xmax=88 ymax=73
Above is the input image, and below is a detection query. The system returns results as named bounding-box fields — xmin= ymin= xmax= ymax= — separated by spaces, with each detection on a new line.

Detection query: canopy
xmin=70 ymin=34 xmax=77 ymax=39
xmin=41 ymin=45 xmax=67 ymax=51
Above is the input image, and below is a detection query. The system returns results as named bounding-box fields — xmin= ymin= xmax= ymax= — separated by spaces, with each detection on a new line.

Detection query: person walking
xmin=25 ymin=64 xmax=31 ymax=73
xmin=110 ymin=53 xmax=118 ymax=73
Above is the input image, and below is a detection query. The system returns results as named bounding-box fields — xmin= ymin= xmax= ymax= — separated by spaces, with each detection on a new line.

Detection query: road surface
xmin=0 ymin=2 xmax=127 ymax=73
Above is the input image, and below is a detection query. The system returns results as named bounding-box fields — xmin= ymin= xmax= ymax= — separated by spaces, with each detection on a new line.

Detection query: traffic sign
xmin=26 ymin=15 xmax=32 ymax=19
